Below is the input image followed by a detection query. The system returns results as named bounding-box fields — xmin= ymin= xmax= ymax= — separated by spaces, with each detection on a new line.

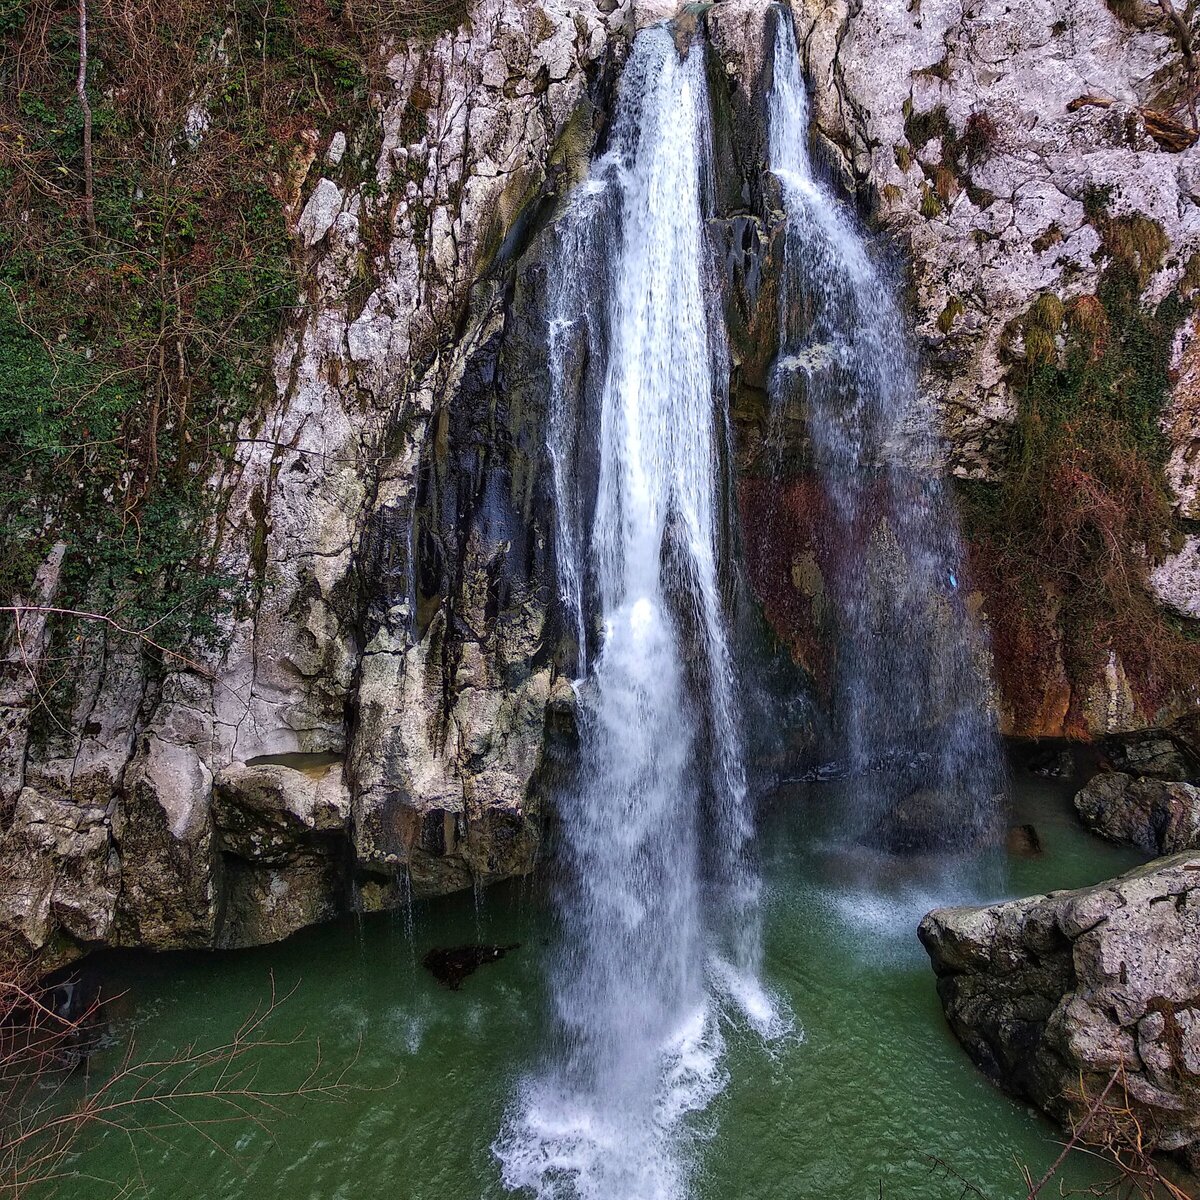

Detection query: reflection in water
xmin=70 ymin=760 xmax=1139 ymax=1200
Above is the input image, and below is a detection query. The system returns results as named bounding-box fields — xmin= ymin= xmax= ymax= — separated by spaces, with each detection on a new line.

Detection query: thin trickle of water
xmin=497 ymin=26 xmax=783 ymax=1200
xmin=767 ymin=14 xmax=1003 ymax=853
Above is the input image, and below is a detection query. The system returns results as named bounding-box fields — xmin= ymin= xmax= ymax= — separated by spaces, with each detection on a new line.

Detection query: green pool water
xmin=66 ymin=759 xmax=1143 ymax=1200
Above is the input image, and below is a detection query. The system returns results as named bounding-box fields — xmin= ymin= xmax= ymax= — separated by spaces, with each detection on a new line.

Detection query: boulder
xmin=211 ymin=760 xmax=352 ymax=947
xmin=876 ymin=787 xmax=968 ymax=853
xmin=0 ymin=787 xmax=118 ymax=965
xmin=875 ymin=786 xmax=1002 ymax=854
xmin=217 ymin=856 xmax=345 ymax=949
xmin=1005 ymin=823 xmax=1043 ymax=857
xmin=1075 ymin=773 xmax=1200 ymax=855
xmin=1102 ymin=729 xmax=1198 ymax=782
xmin=919 ymin=854 xmax=1200 ymax=1173
xmin=212 ymin=759 xmax=350 ymax=862
xmin=112 ymin=734 xmax=219 ymax=951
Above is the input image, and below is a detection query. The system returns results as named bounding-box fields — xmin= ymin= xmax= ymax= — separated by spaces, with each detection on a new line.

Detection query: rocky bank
xmin=920 ymin=853 xmax=1200 ymax=1174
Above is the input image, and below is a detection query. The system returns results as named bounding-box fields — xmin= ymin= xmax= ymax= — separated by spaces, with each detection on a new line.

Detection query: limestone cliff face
xmin=0 ymin=0 xmax=641 ymax=964
xmin=737 ymin=0 xmax=1200 ymax=739
xmin=2 ymin=0 xmax=1199 ymax=962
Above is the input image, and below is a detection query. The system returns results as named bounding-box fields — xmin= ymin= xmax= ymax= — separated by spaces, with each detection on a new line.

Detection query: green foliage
xmin=0 ymin=0 xmax=460 ymax=673
xmin=905 ymin=105 xmax=1000 ymax=213
xmin=936 ymin=295 xmax=964 ymax=333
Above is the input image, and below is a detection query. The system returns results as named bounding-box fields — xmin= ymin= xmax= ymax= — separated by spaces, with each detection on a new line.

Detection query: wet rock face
xmin=732 ymin=0 xmax=1200 ymax=738
xmin=0 ymin=789 xmax=118 ymax=967
xmin=1072 ymin=725 xmax=1200 ymax=855
xmin=920 ymin=854 xmax=1200 ymax=1174
xmin=796 ymin=0 xmax=1199 ymax=479
xmin=0 ymin=0 xmax=634 ymax=963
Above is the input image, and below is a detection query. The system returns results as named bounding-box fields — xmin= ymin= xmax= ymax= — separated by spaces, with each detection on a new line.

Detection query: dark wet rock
xmin=919 ymin=854 xmax=1200 ymax=1175
xmin=1021 ymin=743 xmax=1078 ymax=779
xmin=422 ymin=943 xmax=520 ymax=990
xmin=1005 ymin=823 xmax=1043 ymax=857
xmin=875 ymin=787 xmax=995 ymax=854
xmin=1101 ymin=729 xmax=1199 ymax=783
xmin=1075 ymin=773 xmax=1200 ymax=856
xmin=217 ymin=856 xmax=345 ymax=949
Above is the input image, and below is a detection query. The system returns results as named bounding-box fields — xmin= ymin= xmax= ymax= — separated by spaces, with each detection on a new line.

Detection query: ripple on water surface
xmin=70 ymin=768 xmax=1143 ymax=1200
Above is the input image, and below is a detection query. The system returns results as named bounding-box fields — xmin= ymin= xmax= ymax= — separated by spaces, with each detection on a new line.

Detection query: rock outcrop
xmin=1076 ymin=773 xmax=1200 ymax=855
xmin=3 ymin=0 xmax=1200 ymax=962
xmin=1073 ymin=724 xmax=1200 ymax=855
xmin=0 ymin=0 xmax=641 ymax=964
xmin=920 ymin=854 xmax=1200 ymax=1174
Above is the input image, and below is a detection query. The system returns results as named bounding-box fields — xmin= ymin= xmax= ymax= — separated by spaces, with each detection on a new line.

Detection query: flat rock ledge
xmin=919 ymin=854 xmax=1200 ymax=1174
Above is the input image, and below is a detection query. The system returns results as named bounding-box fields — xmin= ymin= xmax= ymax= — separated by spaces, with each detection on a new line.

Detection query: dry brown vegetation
xmin=0 ymin=959 xmax=360 ymax=1198
xmin=960 ymin=201 xmax=1199 ymax=729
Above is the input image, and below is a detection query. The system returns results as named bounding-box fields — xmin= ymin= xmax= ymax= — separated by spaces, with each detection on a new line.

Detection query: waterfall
xmin=767 ymin=14 xmax=1003 ymax=853
xmin=496 ymin=26 xmax=782 ymax=1200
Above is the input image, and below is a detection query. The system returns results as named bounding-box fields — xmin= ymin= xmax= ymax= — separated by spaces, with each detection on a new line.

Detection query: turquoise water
xmin=65 ymin=762 xmax=1142 ymax=1200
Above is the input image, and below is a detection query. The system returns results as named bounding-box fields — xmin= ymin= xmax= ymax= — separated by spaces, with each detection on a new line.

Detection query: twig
xmin=0 ymin=605 xmax=212 ymax=678
xmin=77 ymin=0 xmax=98 ymax=244
xmin=1027 ymin=1070 xmax=1122 ymax=1199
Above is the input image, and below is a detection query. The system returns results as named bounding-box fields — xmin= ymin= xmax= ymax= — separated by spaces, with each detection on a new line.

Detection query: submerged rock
xmin=874 ymin=787 xmax=1000 ymax=854
xmin=1005 ymin=823 xmax=1043 ymax=858
xmin=919 ymin=854 xmax=1200 ymax=1174
xmin=422 ymin=943 xmax=520 ymax=991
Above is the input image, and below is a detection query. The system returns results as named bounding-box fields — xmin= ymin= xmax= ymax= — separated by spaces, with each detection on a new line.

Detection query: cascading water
xmin=496 ymin=25 xmax=782 ymax=1200
xmin=767 ymin=14 xmax=1003 ymax=854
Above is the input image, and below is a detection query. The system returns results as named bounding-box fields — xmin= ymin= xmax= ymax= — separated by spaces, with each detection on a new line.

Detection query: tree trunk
xmin=77 ymin=0 xmax=97 ymax=245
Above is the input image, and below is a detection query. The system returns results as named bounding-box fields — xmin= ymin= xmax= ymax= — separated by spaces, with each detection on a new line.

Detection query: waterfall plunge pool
xmin=64 ymin=752 xmax=1140 ymax=1200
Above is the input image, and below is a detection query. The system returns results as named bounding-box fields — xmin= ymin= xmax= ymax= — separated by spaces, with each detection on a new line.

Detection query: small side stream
xmin=67 ymin=749 xmax=1141 ymax=1200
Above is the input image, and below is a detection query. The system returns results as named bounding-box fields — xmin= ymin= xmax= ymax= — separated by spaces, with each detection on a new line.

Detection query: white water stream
xmin=497 ymin=26 xmax=783 ymax=1200
xmin=768 ymin=15 xmax=1003 ymax=850
xmin=499 ymin=12 xmax=1000 ymax=1198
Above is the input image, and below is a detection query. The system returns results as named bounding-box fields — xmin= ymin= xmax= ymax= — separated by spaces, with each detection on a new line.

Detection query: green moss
xmin=937 ymin=296 xmax=964 ymax=333
xmin=903 ymin=105 xmax=998 ymax=214
xmin=1032 ymin=224 xmax=1063 ymax=253
xmin=904 ymin=104 xmax=954 ymax=152
xmin=1026 ymin=292 xmax=1065 ymax=334
xmin=1183 ymin=251 xmax=1200 ymax=297
xmin=965 ymin=184 xmax=995 ymax=209
xmin=931 ymin=163 xmax=957 ymax=202
xmin=960 ymin=111 xmax=998 ymax=165
xmin=919 ymin=183 xmax=943 ymax=218
xmin=1103 ymin=0 xmax=1140 ymax=23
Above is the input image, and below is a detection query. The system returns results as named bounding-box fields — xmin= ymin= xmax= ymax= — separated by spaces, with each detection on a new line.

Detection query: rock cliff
xmin=3 ymin=0 xmax=1200 ymax=961
xmin=920 ymin=854 xmax=1200 ymax=1174
xmin=744 ymin=0 xmax=1200 ymax=739
xmin=1 ymin=0 xmax=640 ymax=964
